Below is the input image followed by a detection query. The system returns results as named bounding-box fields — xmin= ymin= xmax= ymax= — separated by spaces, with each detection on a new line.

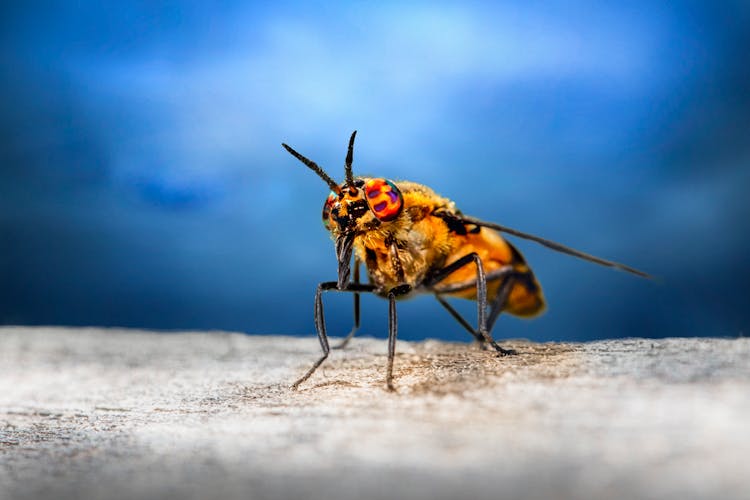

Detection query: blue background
xmin=2 ymin=1 xmax=749 ymax=342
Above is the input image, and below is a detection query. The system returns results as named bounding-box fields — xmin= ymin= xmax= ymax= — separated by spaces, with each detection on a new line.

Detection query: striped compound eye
xmin=321 ymin=191 xmax=337 ymax=229
xmin=364 ymin=178 xmax=403 ymax=222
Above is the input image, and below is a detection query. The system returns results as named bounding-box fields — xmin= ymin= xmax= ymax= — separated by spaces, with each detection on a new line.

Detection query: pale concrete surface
xmin=1 ymin=327 xmax=749 ymax=500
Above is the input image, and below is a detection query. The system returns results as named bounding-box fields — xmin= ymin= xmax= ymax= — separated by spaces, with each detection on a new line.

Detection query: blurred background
xmin=1 ymin=1 xmax=748 ymax=342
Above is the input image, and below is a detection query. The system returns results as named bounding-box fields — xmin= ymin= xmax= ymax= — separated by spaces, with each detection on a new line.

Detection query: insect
xmin=282 ymin=131 xmax=650 ymax=390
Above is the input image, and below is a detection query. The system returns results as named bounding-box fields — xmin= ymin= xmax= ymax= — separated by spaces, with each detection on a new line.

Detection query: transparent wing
xmin=457 ymin=215 xmax=652 ymax=279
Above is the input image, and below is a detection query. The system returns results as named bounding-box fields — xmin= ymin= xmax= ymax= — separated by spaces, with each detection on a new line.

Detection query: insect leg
xmin=434 ymin=268 xmax=520 ymax=352
xmin=387 ymin=290 xmax=397 ymax=391
xmin=385 ymin=284 xmax=411 ymax=391
xmin=425 ymin=255 xmax=516 ymax=355
xmin=424 ymin=252 xmax=492 ymax=340
xmin=291 ymin=280 xmax=377 ymax=390
xmin=484 ymin=274 xmax=518 ymax=355
xmin=333 ymin=259 xmax=361 ymax=350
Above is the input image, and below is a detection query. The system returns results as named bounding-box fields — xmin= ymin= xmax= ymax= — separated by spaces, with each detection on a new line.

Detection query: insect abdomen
xmin=493 ymin=240 xmax=545 ymax=318
xmin=439 ymin=229 xmax=545 ymax=318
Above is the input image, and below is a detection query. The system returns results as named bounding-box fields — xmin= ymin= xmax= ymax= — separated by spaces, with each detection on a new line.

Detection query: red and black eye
xmin=322 ymin=191 xmax=337 ymax=229
xmin=364 ymin=178 xmax=403 ymax=222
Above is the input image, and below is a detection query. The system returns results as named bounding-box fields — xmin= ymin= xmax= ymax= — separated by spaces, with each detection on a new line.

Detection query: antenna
xmin=282 ymin=143 xmax=341 ymax=194
xmin=344 ymin=130 xmax=357 ymax=188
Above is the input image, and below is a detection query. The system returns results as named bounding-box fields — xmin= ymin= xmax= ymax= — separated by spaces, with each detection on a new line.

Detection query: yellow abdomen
xmin=438 ymin=228 xmax=546 ymax=318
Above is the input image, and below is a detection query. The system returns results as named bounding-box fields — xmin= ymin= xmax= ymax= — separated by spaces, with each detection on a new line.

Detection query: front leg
xmin=386 ymin=284 xmax=412 ymax=391
xmin=292 ymin=280 xmax=376 ymax=390
xmin=333 ymin=260 xmax=361 ymax=350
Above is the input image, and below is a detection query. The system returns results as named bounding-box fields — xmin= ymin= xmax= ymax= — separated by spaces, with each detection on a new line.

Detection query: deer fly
xmin=282 ymin=131 xmax=650 ymax=390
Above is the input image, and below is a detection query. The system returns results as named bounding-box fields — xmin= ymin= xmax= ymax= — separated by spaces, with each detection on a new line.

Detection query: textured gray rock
xmin=1 ymin=327 xmax=748 ymax=500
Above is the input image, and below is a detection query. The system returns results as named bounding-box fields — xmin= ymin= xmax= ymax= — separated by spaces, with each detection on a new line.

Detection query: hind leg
xmin=433 ymin=276 xmax=518 ymax=355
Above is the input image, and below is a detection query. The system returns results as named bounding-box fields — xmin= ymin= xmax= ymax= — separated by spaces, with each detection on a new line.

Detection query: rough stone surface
xmin=1 ymin=327 xmax=749 ymax=500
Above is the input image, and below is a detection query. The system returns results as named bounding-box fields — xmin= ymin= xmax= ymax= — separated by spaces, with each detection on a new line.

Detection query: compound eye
xmin=364 ymin=178 xmax=403 ymax=222
xmin=322 ymin=191 xmax=337 ymax=229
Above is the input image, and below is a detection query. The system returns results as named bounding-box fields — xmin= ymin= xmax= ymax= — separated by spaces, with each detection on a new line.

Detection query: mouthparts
xmin=335 ymin=231 xmax=356 ymax=289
